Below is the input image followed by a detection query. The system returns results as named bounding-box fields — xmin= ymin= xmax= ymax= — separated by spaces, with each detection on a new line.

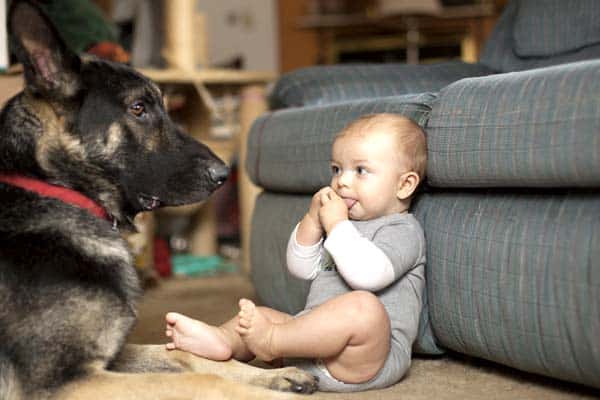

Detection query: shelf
xmin=138 ymin=68 xmax=276 ymax=85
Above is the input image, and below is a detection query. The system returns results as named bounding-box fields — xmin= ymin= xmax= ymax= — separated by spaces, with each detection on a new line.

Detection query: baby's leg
xmin=165 ymin=312 xmax=235 ymax=360
xmin=236 ymin=291 xmax=391 ymax=384
xmin=222 ymin=306 xmax=294 ymax=361
xmin=165 ymin=307 xmax=294 ymax=362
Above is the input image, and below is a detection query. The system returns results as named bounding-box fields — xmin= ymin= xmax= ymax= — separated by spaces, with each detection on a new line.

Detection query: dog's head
xmin=2 ymin=0 xmax=229 ymax=227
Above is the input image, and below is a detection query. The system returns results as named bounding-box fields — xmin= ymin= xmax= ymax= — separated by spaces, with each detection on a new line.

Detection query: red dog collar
xmin=0 ymin=174 xmax=110 ymax=221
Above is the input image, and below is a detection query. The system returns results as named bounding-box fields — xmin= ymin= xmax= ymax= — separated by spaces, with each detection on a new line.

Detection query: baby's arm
xmin=315 ymin=190 xmax=396 ymax=291
xmin=295 ymin=188 xmax=329 ymax=246
xmin=286 ymin=224 xmax=321 ymax=280
xmin=324 ymin=221 xmax=396 ymax=291
xmin=325 ymin=220 xmax=423 ymax=292
xmin=286 ymin=187 xmax=330 ymax=280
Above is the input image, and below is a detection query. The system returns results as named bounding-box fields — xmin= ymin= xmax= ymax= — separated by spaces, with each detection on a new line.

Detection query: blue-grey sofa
xmin=245 ymin=0 xmax=600 ymax=389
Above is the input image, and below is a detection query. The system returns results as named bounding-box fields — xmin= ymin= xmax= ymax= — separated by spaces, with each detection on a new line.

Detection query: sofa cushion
xmin=412 ymin=190 xmax=600 ymax=389
xmin=480 ymin=1 xmax=600 ymax=72
xmin=246 ymin=93 xmax=435 ymax=193
xmin=427 ymin=60 xmax=600 ymax=188
xmin=251 ymin=191 xmax=445 ymax=356
xmin=513 ymin=0 xmax=600 ymax=57
xmin=270 ymin=62 xmax=492 ymax=109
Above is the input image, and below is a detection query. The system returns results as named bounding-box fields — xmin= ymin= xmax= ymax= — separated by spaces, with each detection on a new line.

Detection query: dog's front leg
xmin=111 ymin=344 xmax=317 ymax=394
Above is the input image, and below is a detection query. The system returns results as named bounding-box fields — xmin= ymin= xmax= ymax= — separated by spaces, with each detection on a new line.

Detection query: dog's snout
xmin=208 ymin=163 xmax=229 ymax=185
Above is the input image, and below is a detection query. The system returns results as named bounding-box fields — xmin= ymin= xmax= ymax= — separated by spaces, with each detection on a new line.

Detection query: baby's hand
xmin=306 ymin=187 xmax=329 ymax=227
xmin=295 ymin=187 xmax=330 ymax=246
xmin=319 ymin=189 xmax=348 ymax=234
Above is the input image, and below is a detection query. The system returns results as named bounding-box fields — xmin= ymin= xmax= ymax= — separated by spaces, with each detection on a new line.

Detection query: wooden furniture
xmin=298 ymin=2 xmax=496 ymax=64
xmin=139 ymin=68 xmax=274 ymax=273
xmin=0 ymin=72 xmax=23 ymax=105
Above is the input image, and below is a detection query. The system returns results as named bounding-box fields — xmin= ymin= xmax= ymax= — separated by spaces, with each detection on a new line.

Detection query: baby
xmin=166 ymin=113 xmax=427 ymax=392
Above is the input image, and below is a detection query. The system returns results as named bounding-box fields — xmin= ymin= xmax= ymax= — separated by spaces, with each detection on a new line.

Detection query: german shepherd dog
xmin=0 ymin=1 xmax=316 ymax=399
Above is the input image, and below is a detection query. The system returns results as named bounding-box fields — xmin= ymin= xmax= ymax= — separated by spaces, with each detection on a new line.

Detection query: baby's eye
xmin=331 ymin=165 xmax=341 ymax=175
xmin=357 ymin=166 xmax=368 ymax=175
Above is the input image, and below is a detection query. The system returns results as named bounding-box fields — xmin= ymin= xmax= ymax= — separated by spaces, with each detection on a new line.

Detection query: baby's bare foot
xmin=235 ymin=299 xmax=277 ymax=362
xmin=165 ymin=312 xmax=232 ymax=360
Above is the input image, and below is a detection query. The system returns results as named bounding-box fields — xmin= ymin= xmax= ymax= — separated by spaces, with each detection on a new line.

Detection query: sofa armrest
xmin=248 ymin=93 xmax=435 ymax=193
xmin=427 ymin=59 xmax=600 ymax=188
xmin=270 ymin=61 xmax=493 ymax=109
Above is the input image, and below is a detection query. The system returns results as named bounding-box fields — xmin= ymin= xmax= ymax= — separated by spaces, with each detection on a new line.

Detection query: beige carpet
xmin=128 ymin=274 xmax=599 ymax=399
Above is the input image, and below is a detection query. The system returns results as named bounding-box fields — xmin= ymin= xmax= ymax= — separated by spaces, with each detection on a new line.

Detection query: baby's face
xmin=330 ymin=131 xmax=407 ymax=220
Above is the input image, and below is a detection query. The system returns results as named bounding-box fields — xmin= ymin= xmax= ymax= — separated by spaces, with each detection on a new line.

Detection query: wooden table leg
xmin=188 ymin=199 xmax=218 ymax=255
xmin=238 ymin=85 xmax=267 ymax=274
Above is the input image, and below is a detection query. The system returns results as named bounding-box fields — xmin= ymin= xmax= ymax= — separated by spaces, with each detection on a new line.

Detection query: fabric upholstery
xmin=251 ymin=192 xmax=310 ymax=315
xmin=246 ymin=93 xmax=435 ymax=193
xmin=412 ymin=190 xmax=600 ymax=388
xmin=270 ymin=0 xmax=600 ymax=110
xmin=480 ymin=1 xmax=600 ymax=72
xmin=513 ymin=0 xmax=600 ymax=57
xmin=269 ymin=62 xmax=492 ymax=109
xmin=427 ymin=60 xmax=600 ymax=188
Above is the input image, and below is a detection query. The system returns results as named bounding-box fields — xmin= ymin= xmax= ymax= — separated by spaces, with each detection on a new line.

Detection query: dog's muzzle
xmin=138 ymin=193 xmax=161 ymax=211
xmin=208 ymin=164 xmax=229 ymax=186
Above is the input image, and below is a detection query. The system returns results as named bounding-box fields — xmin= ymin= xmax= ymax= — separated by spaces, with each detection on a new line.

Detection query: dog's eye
xmin=129 ymin=101 xmax=146 ymax=117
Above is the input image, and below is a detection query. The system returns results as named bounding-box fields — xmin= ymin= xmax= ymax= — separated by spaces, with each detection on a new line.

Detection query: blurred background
xmin=0 ymin=0 xmax=508 ymax=281
xmin=37 ymin=0 xmax=507 ymax=72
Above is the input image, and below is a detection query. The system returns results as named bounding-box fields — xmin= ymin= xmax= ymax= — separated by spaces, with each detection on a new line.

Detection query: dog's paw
xmin=254 ymin=367 xmax=318 ymax=394
xmin=279 ymin=375 xmax=319 ymax=394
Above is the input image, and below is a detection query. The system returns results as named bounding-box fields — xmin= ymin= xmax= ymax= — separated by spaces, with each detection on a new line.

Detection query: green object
xmin=41 ymin=0 xmax=118 ymax=54
xmin=171 ymin=255 xmax=237 ymax=277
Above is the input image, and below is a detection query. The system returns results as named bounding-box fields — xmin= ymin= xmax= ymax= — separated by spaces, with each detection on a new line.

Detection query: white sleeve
xmin=286 ymin=223 xmax=321 ymax=281
xmin=323 ymin=220 xmax=395 ymax=291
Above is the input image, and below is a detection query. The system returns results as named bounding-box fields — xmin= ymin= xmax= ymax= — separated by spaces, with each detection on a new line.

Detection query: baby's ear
xmin=396 ymin=171 xmax=420 ymax=200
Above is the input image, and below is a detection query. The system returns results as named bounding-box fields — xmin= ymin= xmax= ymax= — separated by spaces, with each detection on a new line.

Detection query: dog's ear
xmin=8 ymin=0 xmax=82 ymax=99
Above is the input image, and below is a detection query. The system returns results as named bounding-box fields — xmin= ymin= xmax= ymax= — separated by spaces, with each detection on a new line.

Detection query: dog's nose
xmin=208 ymin=163 xmax=229 ymax=185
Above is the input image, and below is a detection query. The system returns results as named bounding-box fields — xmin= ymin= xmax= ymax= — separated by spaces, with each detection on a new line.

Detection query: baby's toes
xmin=165 ymin=312 xmax=179 ymax=324
xmin=235 ymin=324 xmax=249 ymax=336
xmin=238 ymin=314 xmax=252 ymax=329
xmin=238 ymin=298 xmax=253 ymax=311
xmin=240 ymin=299 xmax=257 ymax=316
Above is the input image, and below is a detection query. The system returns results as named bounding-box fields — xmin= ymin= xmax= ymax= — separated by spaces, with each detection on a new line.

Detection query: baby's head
xmin=337 ymin=113 xmax=427 ymax=178
xmin=330 ymin=113 xmax=426 ymax=220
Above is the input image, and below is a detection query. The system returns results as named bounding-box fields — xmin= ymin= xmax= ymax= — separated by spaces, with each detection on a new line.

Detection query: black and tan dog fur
xmin=0 ymin=1 xmax=316 ymax=399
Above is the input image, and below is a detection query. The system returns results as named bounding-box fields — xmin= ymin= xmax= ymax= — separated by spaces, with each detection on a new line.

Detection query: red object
xmin=153 ymin=237 xmax=172 ymax=277
xmin=86 ymin=41 xmax=130 ymax=63
xmin=0 ymin=174 xmax=110 ymax=221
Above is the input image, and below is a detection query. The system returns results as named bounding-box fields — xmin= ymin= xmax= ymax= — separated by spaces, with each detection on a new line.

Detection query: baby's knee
xmin=342 ymin=291 xmax=389 ymax=329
